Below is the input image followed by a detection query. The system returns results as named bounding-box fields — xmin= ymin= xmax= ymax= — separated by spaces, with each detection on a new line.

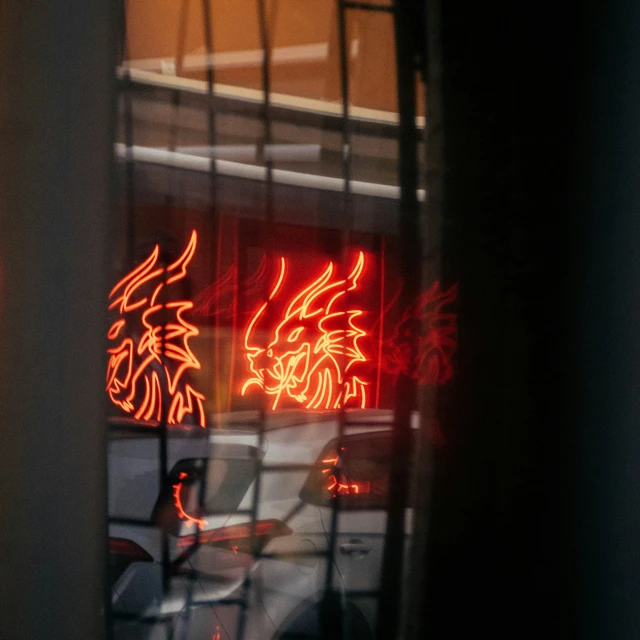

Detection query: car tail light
xmin=177 ymin=519 xmax=292 ymax=554
xmin=109 ymin=537 xmax=154 ymax=561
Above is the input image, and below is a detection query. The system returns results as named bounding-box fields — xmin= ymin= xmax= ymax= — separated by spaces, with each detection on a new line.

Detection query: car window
xmin=152 ymin=454 xmax=258 ymax=533
xmin=300 ymin=432 xmax=407 ymax=510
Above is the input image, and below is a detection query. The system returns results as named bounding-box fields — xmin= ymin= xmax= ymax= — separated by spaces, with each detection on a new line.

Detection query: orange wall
xmin=125 ymin=0 xmax=406 ymax=113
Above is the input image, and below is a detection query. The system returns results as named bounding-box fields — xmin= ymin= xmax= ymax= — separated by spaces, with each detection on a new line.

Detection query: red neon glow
xmin=177 ymin=519 xmax=292 ymax=548
xmin=383 ymin=281 xmax=458 ymax=385
xmin=241 ymin=253 xmax=368 ymax=410
xmin=106 ymin=230 xmax=206 ymax=427
xmin=321 ymin=454 xmax=371 ymax=496
xmin=193 ymin=264 xmax=236 ymax=319
xmin=212 ymin=627 xmax=221 ymax=640
xmin=172 ymin=472 xmax=209 ymax=530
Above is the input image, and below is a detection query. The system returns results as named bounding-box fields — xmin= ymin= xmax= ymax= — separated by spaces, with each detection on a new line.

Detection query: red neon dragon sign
xmin=241 ymin=252 xmax=368 ymax=410
xmin=383 ymin=281 xmax=458 ymax=385
xmin=106 ymin=230 xmax=206 ymax=427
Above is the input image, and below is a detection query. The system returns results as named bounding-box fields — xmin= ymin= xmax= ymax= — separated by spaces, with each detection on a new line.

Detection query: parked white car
xmin=108 ymin=410 xmax=415 ymax=640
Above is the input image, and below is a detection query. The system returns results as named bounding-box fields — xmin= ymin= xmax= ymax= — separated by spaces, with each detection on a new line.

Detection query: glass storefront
xmin=108 ymin=2 xmax=446 ymax=638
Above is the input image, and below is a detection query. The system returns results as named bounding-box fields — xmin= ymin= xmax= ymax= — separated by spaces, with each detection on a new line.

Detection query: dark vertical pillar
xmin=0 ymin=2 xmax=114 ymax=640
xmin=376 ymin=1 xmax=421 ymax=639
xmin=418 ymin=1 xmax=576 ymax=638
xmin=574 ymin=1 xmax=640 ymax=638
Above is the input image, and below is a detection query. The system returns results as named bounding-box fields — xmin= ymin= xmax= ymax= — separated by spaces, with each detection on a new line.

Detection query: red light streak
xmin=214 ymin=227 xmax=223 ymax=422
xmin=321 ymin=454 xmax=371 ymax=496
xmin=177 ymin=519 xmax=291 ymax=548
xmin=376 ymin=238 xmax=385 ymax=408
xmin=106 ymin=230 xmax=206 ymax=427
xmin=228 ymin=222 xmax=239 ymax=413
xmin=241 ymin=253 xmax=368 ymax=410
xmin=172 ymin=473 xmax=209 ymax=530
xmin=192 ymin=264 xmax=236 ymax=319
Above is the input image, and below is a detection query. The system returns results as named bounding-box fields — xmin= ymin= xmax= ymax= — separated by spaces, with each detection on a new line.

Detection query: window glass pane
xmin=300 ymin=432 xmax=398 ymax=509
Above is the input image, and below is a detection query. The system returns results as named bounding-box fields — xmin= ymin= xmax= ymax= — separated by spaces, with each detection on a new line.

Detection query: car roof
xmin=208 ymin=408 xmax=397 ymax=431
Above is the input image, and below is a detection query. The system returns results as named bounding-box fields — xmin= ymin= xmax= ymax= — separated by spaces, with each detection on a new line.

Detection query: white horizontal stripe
xmin=116 ymin=67 xmax=426 ymax=128
xmin=125 ymin=41 xmax=331 ymax=73
xmin=175 ymin=145 xmax=258 ymax=161
xmin=174 ymin=144 xmax=322 ymax=162
xmin=114 ymin=143 xmax=426 ymax=202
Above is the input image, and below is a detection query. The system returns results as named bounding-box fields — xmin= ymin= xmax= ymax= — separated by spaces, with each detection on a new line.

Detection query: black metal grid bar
xmin=109 ymin=516 xmax=156 ymax=527
xmin=112 ymin=596 xmax=244 ymax=622
xmin=317 ymin=3 xmax=358 ymax=639
xmin=235 ymin=1 xmax=275 ymax=639
xmin=257 ymin=550 xmax=330 ymax=560
xmin=176 ymin=3 xmax=220 ymax=636
xmin=343 ymin=1 xmax=395 ymax=11
xmin=158 ymin=265 xmax=171 ymax=595
xmin=343 ymin=420 xmax=396 ymax=427
xmin=260 ymin=463 xmax=316 ymax=472
xmin=375 ymin=0 xmax=422 ymax=638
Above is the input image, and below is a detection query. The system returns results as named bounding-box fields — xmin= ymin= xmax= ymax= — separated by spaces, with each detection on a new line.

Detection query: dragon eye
xmin=107 ymin=319 xmax=125 ymax=340
xmin=287 ymin=327 xmax=303 ymax=342
xmin=267 ymin=348 xmax=273 ymax=357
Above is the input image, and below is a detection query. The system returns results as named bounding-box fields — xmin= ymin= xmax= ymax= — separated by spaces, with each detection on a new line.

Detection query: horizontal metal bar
xmin=189 ymin=597 xmax=246 ymax=608
xmin=343 ymin=421 xmax=395 ymax=427
xmin=108 ymin=423 xmax=161 ymax=434
xmin=112 ymin=598 xmax=245 ymax=623
xmin=205 ymin=507 xmax=254 ymax=517
xmin=109 ymin=516 xmax=156 ymax=528
xmin=343 ymin=1 xmax=395 ymax=11
xmin=114 ymin=144 xmax=426 ymax=202
xmin=260 ymin=463 xmax=315 ymax=472
xmin=175 ymin=143 xmax=322 ymax=163
xmin=108 ymin=422 xmax=206 ymax=435
xmin=111 ymin=612 xmax=174 ymax=623
xmin=111 ymin=507 xmax=255 ymax=531
xmin=222 ymin=422 xmax=264 ymax=430
xmin=117 ymin=67 xmax=426 ymax=129
xmin=257 ymin=550 xmax=329 ymax=560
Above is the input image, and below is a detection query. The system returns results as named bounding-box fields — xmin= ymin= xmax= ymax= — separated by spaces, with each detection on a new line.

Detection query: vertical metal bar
xmin=214 ymin=227 xmax=223 ymax=420
xmin=236 ymin=1 xmax=274 ymax=639
xmin=175 ymin=0 xmax=191 ymax=77
xmin=120 ymin=0 xmax=136 ymax=265
xmin=179 ymin=3 xmax=217 ymax=635
xmin=320 ymin=3 xmax=354 ymax=639
xmin=202 ymin=0 xmax=221 ymax=431
xmin=165 ymin=0 xmax=190 ymax=208
xmin=117 ymin=0 xmax=134 ymax=635
xmin=375 ymin=0 xmax=421 ymax=638
xmin=402 ymin=3 xmax=435 ymax=635
xmin=228 ymin=220 xmax=240 ymax=412
xmin=376 ymin=236 xmax=386 ymax=409
xmin=160 ymin=265 xmax=171 ymax=593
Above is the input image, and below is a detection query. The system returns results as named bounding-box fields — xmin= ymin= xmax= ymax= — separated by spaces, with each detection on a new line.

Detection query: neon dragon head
xmin=241 ymin=252 xmax=368 ymax=410
xmin=384 ymin=281 xmax=458 ymax=385
xmin=106 ymin=230 xmax=206 ymax=427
